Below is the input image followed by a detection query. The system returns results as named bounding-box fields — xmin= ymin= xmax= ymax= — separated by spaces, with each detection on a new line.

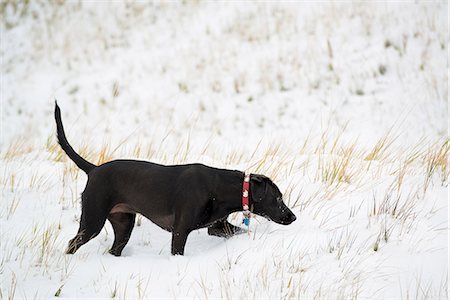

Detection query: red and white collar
xmin=242 ymin=173 xmax=251 ymax=218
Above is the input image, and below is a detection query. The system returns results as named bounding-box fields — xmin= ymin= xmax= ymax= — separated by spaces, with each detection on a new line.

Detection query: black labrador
xmin=55 ymin=102 xmax=296 ymax=256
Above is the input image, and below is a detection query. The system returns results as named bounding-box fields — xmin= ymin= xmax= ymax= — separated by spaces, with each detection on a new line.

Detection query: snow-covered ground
xmin=1 ymin=1 xmax=448 ymax=299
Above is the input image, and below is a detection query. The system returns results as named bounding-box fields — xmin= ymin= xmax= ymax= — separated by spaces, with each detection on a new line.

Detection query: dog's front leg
xmin=208 ymin=218 xmax=244 ymax=238
xmin=171 ymin=229 xmax=190 ymax=255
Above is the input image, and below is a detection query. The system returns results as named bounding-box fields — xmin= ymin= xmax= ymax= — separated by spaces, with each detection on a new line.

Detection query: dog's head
xmin=250 ymin=174 xmax=296 ymax=225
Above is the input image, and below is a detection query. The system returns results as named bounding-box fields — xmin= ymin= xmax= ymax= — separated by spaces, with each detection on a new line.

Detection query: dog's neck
xmin=225 ymin=171 xmax=248 ymax=212
xmin=210 ymin=171 xmax=249 ymax=220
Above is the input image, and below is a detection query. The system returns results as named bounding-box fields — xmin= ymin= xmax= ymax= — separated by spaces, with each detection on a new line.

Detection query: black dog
xmin=55 ymin=103 xmax=296 ymax=256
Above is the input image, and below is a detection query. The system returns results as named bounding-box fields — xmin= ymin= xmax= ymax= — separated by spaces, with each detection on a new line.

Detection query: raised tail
xmin=54 ymin=101 xmax=96 ymax=174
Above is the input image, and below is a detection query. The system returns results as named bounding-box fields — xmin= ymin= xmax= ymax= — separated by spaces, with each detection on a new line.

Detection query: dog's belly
xmin=110 ymin=203 xmax=135 ymax=214
xmin=149 ymin=214 xmax=175 ymax=232
xmin=109 ymin=203 xmax=174 ymax=232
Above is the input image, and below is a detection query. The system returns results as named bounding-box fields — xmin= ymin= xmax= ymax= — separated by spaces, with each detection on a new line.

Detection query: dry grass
xmin=2 ymin=138 xmax=35 ymax=161
xmin=316 ymin=144 xmax=358 ymax=187
xmin=423 ymin=139 xmax=449 ymax=191
xmin=7 ymin=272 xmax=17 ymax=300
xmin=364 ymin=133 xmax=397 ymax=162
xmin=4 ymin=194 xmax=21 ymax=220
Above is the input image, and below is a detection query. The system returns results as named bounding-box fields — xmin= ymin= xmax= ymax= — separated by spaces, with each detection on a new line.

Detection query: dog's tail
xmin=54 ymin=101 xmax=96 ymax=174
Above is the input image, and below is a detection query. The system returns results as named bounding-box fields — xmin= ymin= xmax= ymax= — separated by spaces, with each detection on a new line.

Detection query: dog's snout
xmin=285 ymin=213 xmax=296 ymax=224
xmin=277 ymin=211 xmax=297 ymax=225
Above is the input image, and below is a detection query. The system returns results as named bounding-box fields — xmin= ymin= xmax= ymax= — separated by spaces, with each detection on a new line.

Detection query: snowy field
xmin=1 ymin=1 xmax=448 ymax=299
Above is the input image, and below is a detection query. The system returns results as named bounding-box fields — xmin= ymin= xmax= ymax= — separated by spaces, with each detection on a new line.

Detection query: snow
xmin=1 ymin=2 xmax=448 ymax=299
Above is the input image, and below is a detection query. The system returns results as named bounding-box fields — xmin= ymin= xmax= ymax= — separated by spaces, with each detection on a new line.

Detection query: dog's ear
xmin=252 ymin=174 xmax=267 ymax=183
xmin=250 ymin=174 xmax=268 ymax=202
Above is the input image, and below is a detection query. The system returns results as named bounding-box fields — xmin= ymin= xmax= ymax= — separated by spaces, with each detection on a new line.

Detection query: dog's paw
xmin=66 ymin=241 xmax=78 ymax=254
xmin=207 ymin=224 xmax=245 ymax=238
xmin=108 ymin=248 xmax=122 ymax=257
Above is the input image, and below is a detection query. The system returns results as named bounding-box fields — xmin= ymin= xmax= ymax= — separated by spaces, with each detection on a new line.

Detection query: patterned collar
xmin=242 ymin=174 xmax=251 ymax=226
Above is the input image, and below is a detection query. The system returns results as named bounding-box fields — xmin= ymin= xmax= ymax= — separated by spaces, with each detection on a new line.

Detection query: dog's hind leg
xmin=66 ymin=193 xmax=109 ymax=254
xmin=208 ymin=218 xmax=244 ymax=238
xmin=107 ymin=212 xmax=136 ymax=256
